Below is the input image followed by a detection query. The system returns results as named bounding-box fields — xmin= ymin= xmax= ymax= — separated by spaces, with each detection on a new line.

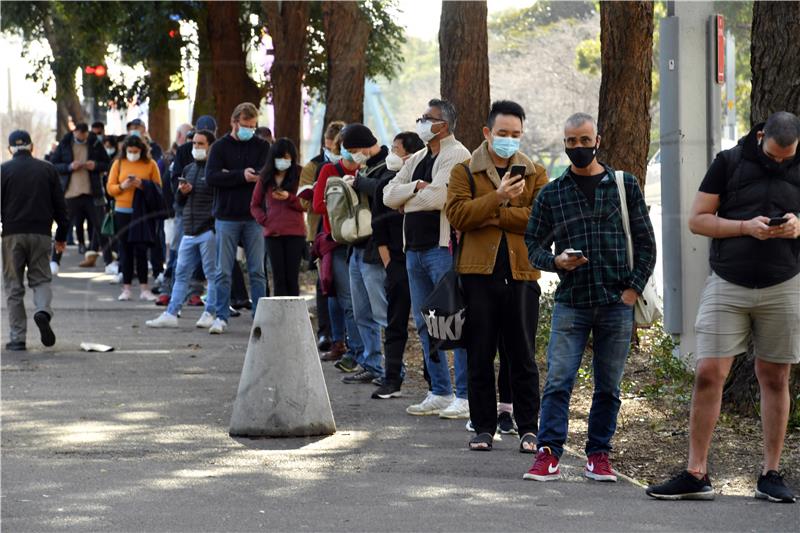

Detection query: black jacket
xmin=206 ymin=133 xmax=269 ymax=221
xmin=177 ymin=161 xmax=215 ymax=236
xmin=710 ymin=123 xmax=800 ymax=288
xmin=1 ymin=152 xmax=69 ymax=241
xmin=352 ymin=146 xmax=393 ymax=264
xmin=49 ymin=131 xmax=111 ymax=199
xmin=371 ymin=173 xmax=403 ymax=263
xmin=128 ymin=180 xmax=165 ymax=245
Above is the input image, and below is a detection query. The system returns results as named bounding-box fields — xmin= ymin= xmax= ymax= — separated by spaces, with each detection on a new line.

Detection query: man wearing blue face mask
xmin=205 ymin=102 xmax=269 ymax=334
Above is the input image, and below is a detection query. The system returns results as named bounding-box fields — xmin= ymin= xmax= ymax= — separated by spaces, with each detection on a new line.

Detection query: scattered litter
xmin=80 ymin=343 xmax=114 ymax=352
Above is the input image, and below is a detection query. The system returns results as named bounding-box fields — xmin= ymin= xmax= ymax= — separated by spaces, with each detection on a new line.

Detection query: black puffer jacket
xmin=352 ymin=146 xmax=394 ymax=264
xmin=49 ymin=131 xmax=111 ymax=198
xmin=177 ymin=160 xmax=214 ymax=236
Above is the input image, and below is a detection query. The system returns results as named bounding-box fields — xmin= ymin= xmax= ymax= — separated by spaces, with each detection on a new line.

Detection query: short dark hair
xmin=487 ymin=100 xmax=526 ymax=129
xmin=74 ymin=123 xmax=89 ymax=133
xmin=428 ymin=98 xmax=457 ymax=132
xmin=91 ymin=121 xmax=105 ymax=131
xmin=394 ymin=131 xmax=425 ymax=155
xmin=193 ymin=129 xmax=216 ymax=145
xmin=763 ymin=111 xmax=800 ymax=148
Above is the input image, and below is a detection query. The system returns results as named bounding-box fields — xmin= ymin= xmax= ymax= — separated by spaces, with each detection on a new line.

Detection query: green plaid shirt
xmin=525 ymin=165 xmax=656 ymax=308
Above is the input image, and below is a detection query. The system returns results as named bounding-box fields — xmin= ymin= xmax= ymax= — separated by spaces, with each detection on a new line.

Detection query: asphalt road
xmin=2 ymin=253 xmax=797 ymax=532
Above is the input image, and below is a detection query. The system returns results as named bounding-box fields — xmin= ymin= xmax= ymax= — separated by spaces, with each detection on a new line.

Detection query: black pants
xmin=498 ymin=339 xmax=512 ymax=404
xmin=461 ymin=274 xmax=541 ymax=436
xmin=266 ymin=236 xmax=305 ymax=296
xmin=114 ymin=212 xmax=149 ymax=285
xmin=66 ymin=195 xmax=101 ymax=253
xmin=384 ymin=257 xmax=412 ymax=386
xmin=149 ymin=219 xmax=165 ymax=277
xmin=231 ymin=261 xmax=249 ymax=303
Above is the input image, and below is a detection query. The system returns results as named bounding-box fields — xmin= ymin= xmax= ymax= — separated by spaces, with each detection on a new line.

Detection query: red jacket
xmin=250 ymin=176 xmax=306 ymax=237
xmin=311 ymin=160 xmax=360 ymax=234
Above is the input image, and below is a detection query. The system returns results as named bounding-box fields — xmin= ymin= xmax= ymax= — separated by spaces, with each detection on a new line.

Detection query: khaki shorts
xmin=695 ymin=272 xmax=800 ymax=364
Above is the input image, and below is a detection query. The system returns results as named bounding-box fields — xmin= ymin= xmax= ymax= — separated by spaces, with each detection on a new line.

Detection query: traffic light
xmin=84 ymin=65 xmax=107 ymax=77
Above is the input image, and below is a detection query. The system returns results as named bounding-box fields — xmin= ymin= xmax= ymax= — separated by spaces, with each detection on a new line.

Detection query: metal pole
xmin=725 ymin=32 xmax=737 ymax=140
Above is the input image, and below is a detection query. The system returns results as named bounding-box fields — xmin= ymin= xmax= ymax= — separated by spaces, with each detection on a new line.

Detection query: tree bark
xmin=749 ymin=1 xmax=800 ymax=124
xmin=192 ymin=3 xmax=216 ymax=122
xmin=321 ymin=1 xmax=370 ymax=129
xmin=43 ymin=13 xmax=83 ymax=138
xmin=147 ymin=62 xmax=172 ymax=150
xmin=206 ymin=0 xmax=263 ymax=135
xmin=263 ymin=0 xmax=310 ymax=154
xmin=438 ymin=1 xmax=490 ymax=152
xmin=597 ymin=2 xmax=654 ymax=190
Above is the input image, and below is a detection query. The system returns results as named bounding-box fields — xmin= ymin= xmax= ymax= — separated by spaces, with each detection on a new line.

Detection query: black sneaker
xmin=372 ymin=383 xmax=402 ymax=399
xmin=34 ymin=311 xmax=56 ymax=347
xmin=5 ymin=341 xmax=26 ymax=351
xmin=645 ymin=471 xmax=715 ymax=500
xmin=334 ymin=356 xmax=358 ymax=373
xmin=342 ymin=369 xmax=377 ymax=384
xmin=755 ymin=470 xmax=796 ymax=503
xmin=371 ymin=376 xmax=385 ymax=386
xmin=497 ymin=412 xmax=518 ymax=435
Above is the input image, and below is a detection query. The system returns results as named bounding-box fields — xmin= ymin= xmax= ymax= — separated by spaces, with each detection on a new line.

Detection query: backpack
xmin=325 ymin=161 xmax=382 ymax=245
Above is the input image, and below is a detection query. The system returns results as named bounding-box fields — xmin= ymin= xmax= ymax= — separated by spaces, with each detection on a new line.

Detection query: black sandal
xmin=519 ymin=433 xmax=537 ymax=453
xmin=469 ymin=432 xmax=493 ymax=451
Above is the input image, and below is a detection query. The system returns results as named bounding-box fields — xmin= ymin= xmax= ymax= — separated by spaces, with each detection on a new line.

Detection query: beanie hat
xmin=341 ymin=123 xmax=377 ymax=149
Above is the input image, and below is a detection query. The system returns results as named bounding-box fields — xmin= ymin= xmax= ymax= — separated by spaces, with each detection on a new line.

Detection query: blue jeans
xmin=331 ymin=246 xmax=364 ymax=360
xmin=348 ymin=247 xmax=387 ymax=377
xmin=406 ymin=247 xmax=467 ymax=398
xmin=167 ymin=230 xmax=218 ymax=316
xmin=214 ymin=220 xmax=266 ymax=321
xmin=328 ymin=296 xmax=345 ymax=343
xmin=537 ymin=302 xmax=634 ymax=458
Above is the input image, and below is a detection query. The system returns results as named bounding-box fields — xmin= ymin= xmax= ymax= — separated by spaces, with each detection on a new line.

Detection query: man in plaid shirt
xmin=522 ymin=113 xmax=656 ymax=483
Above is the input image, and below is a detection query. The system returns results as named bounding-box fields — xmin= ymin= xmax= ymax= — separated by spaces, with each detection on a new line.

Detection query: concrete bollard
xmin=229 ymin=297 xmax=336 ymax=438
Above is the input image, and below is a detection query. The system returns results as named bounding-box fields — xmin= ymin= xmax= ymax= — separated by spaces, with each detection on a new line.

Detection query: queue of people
xmin=2 ymin=102 xmax=797 ymax=505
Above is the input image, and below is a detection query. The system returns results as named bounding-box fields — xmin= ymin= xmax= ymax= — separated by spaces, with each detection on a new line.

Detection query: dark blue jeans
xmin=537 ymin=302 xmax=634 ymax=458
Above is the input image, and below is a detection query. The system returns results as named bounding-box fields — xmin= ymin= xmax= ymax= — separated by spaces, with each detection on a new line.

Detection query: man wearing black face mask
xmin=647 ymin=111 xmax=800 ymax=504
xmin=525 ymin=112 xmax=656 ymax=483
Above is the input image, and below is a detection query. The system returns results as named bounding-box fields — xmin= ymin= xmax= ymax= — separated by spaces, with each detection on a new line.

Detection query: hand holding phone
xmin=509 ymin=164 xmax=526 ymax=184
xmin=768 ymin=216 xmax=789 ymax=227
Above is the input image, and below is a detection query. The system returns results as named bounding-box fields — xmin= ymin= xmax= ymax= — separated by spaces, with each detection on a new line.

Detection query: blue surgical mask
xmin=492 ymin=136 xmax=520 ymax=159
xmin=237 ymin=126 xmax=255 ymax=142
xmin=128 ymin=130 xmax=142 ymax=138
xmin=340 ymin=146 xmax=355 ymax=162
xmin=324 ymin=148 xmax=342 ymax=163
xmin=275 ymin=158 xmax=292 ymax=171
xmin=74 ymin=137 xmax=86 ymax=145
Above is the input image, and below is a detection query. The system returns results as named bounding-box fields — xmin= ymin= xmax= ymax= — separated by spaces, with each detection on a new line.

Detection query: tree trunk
xmin=54 ymin=70 xmax=84 ymax=139
xmin=597 ymin=2 xmax=654 ymax=190
xmin=206 ymin=0 xmax=263 ymax=135
xmin=724 ymin=1 xmax=800 ymax=418
xmin=263 ymin=0 xmax=310 ymax=154
xmin=192 ymin=3 xmax=216 ymax=122
xmin=749 ymin=1 xmax=800 ymax=124
xmin=438 ymin=1 xmax=490 ymax=152
xmin=148 ymin=62 xmax=172 ymax=150
xmin=321 ymin=1 xmax=370 ymax=130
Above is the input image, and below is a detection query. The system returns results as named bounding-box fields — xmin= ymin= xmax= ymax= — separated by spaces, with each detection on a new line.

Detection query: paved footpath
xmin=2 ymin=254 xmax=798 ymax=532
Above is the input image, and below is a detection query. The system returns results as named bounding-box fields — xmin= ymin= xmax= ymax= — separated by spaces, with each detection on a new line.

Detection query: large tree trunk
xmin=263 ymin=0 xmax=310 ymax=154
xmin=206 ymin=0 xmax=263 ymax=135
xmin=147 ymin=62 xmax=172 ymax=150
xmin=321 ymin=1 xmax=370 ymax=129
xmin=749 ymin=1 xmax=800 ymax=124
xmin=597 ymin=2 xmax=654 ymax=190
xmin=724 ymin=1 xmax=800 ymax=417
xmin=43 ymin=13 xmax=83 ymax=138
xmin=438 ymin=1 xmax=490 ymax=152
xmin=192 ymin=3 xmax=216 ymax=122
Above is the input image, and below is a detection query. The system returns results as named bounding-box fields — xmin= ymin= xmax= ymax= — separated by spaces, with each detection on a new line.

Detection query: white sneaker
xmin=104 ymin=261 xmax=119 ymax=275
xmin=465 ymin=419 xmax=475 ymax=432
xmin=110 ymin=273 xmax=123 ymax=284
xmin=139 ymin=290 xmax=157 ymax=301
xmin=118 ymin=288 xmax=132 ymax=301
xmin=406 ymin=392 xmax=454 ymax=416
xmin=146 ymin=312 xmax=178 ymax=328
xmin=50 ymin=261 xmax=59 ymax=276
xmin=195 ymin=311 xmax=215 ymax=329
xmin=208 ymin=318 xmax=227 ymax=334
xmin=439 ymin=397 xmax=470 ymax=419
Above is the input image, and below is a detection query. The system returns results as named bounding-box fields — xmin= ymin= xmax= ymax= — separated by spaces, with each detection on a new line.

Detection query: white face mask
xmin=275 ymin=158 xmax=292 ymax=171
xmin=415 ymin=120 xmax=437 ymax=143
xmin=385 ymin=152 xmax=404 ymax=171
xmin=192 ymin=148 xmax=207 ymax=161
xmin=105 ymin=147 xmax=116 ymax=157
xmin=126 ymin=151 xmax=140 ymax=162
xmin=10 ymin=145 xmax=32 ymax=154
xmin=350 ymin=151 xmax=369 ymax=165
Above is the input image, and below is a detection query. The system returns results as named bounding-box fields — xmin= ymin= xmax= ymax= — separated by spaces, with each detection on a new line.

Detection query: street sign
xmin=716 ymin=14 xmax=725 ymax=84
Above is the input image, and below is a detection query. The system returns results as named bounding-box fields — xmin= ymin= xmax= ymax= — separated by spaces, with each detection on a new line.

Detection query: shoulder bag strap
xmin=614 ymin=170 xmax=634 ymax=270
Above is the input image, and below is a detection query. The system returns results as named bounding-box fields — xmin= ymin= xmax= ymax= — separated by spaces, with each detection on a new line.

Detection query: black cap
xmin=9 ymin=130 xmax=32 ymax=147
xmin=196 ymin=115 xmax=217 ymax=132
xmin=341 ymin=123 xmax=377 ymax=149
xmin=128 ymin=118 xmax=145 ymax=128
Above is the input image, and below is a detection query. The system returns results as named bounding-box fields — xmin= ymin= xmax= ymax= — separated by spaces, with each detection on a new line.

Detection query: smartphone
xmin=566 ymin=249 xmax=584 ymax=259
xmin=768 ymin=216 xmax=788 ymax=226
xmin=509 ymin=164 xmax=526 ymax=183
xmin=177 ymin=177 xmax=187 ymax=184
xmin=127 ymin=175 xmax=136 ymax=180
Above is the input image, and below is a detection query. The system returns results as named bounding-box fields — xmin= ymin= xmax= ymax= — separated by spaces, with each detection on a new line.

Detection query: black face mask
xmin=565 ymin=145 xmax=597 ymax=169
xmin=758 ymin=142 xmax=795 ymax=174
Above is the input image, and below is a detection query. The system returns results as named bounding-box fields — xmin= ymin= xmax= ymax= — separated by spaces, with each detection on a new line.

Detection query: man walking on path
xmin=524 ymin=113 xmax=656 ymax=482
xmin=1 ymin=130 xmax=70 ymax=351
xmin=646 ymin=111 xmax=800 ymax=504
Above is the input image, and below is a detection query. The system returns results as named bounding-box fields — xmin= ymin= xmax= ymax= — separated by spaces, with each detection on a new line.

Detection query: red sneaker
xmin=585 ymin=451 xmax=617 ymax=482
xmin=186 ymin=294 xmax=204 ymax=307
xmin=523 ymin=446 xmax=560 ymax=481
xmin=155 ymin=294 xmax=170 ymax=306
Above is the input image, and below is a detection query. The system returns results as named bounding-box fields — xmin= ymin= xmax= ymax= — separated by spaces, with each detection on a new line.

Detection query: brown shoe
xmin=79 ymin=252 xmax=99 ymax=268
xmin=320 ymin=341 xmax=346 ymax=361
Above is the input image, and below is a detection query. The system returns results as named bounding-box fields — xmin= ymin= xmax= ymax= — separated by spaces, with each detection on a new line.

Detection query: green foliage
xmin=634 ymin=324 xmax=694 ymax=403
xmin=574 ymin=38 xmax=600 ymax=76
xmin=489 ymin=0 xmax=595 ymax=44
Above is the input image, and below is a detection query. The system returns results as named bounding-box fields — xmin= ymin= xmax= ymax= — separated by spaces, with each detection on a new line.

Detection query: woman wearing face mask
xmin=106 ymin=135 xmax=162 ymax=301
xmin=251 ymin=138 xmax=306 ymax=297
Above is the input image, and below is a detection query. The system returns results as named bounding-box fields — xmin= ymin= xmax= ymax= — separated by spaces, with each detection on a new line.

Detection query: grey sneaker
xmin=342 ymin=369 xmax=377 ymax=384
